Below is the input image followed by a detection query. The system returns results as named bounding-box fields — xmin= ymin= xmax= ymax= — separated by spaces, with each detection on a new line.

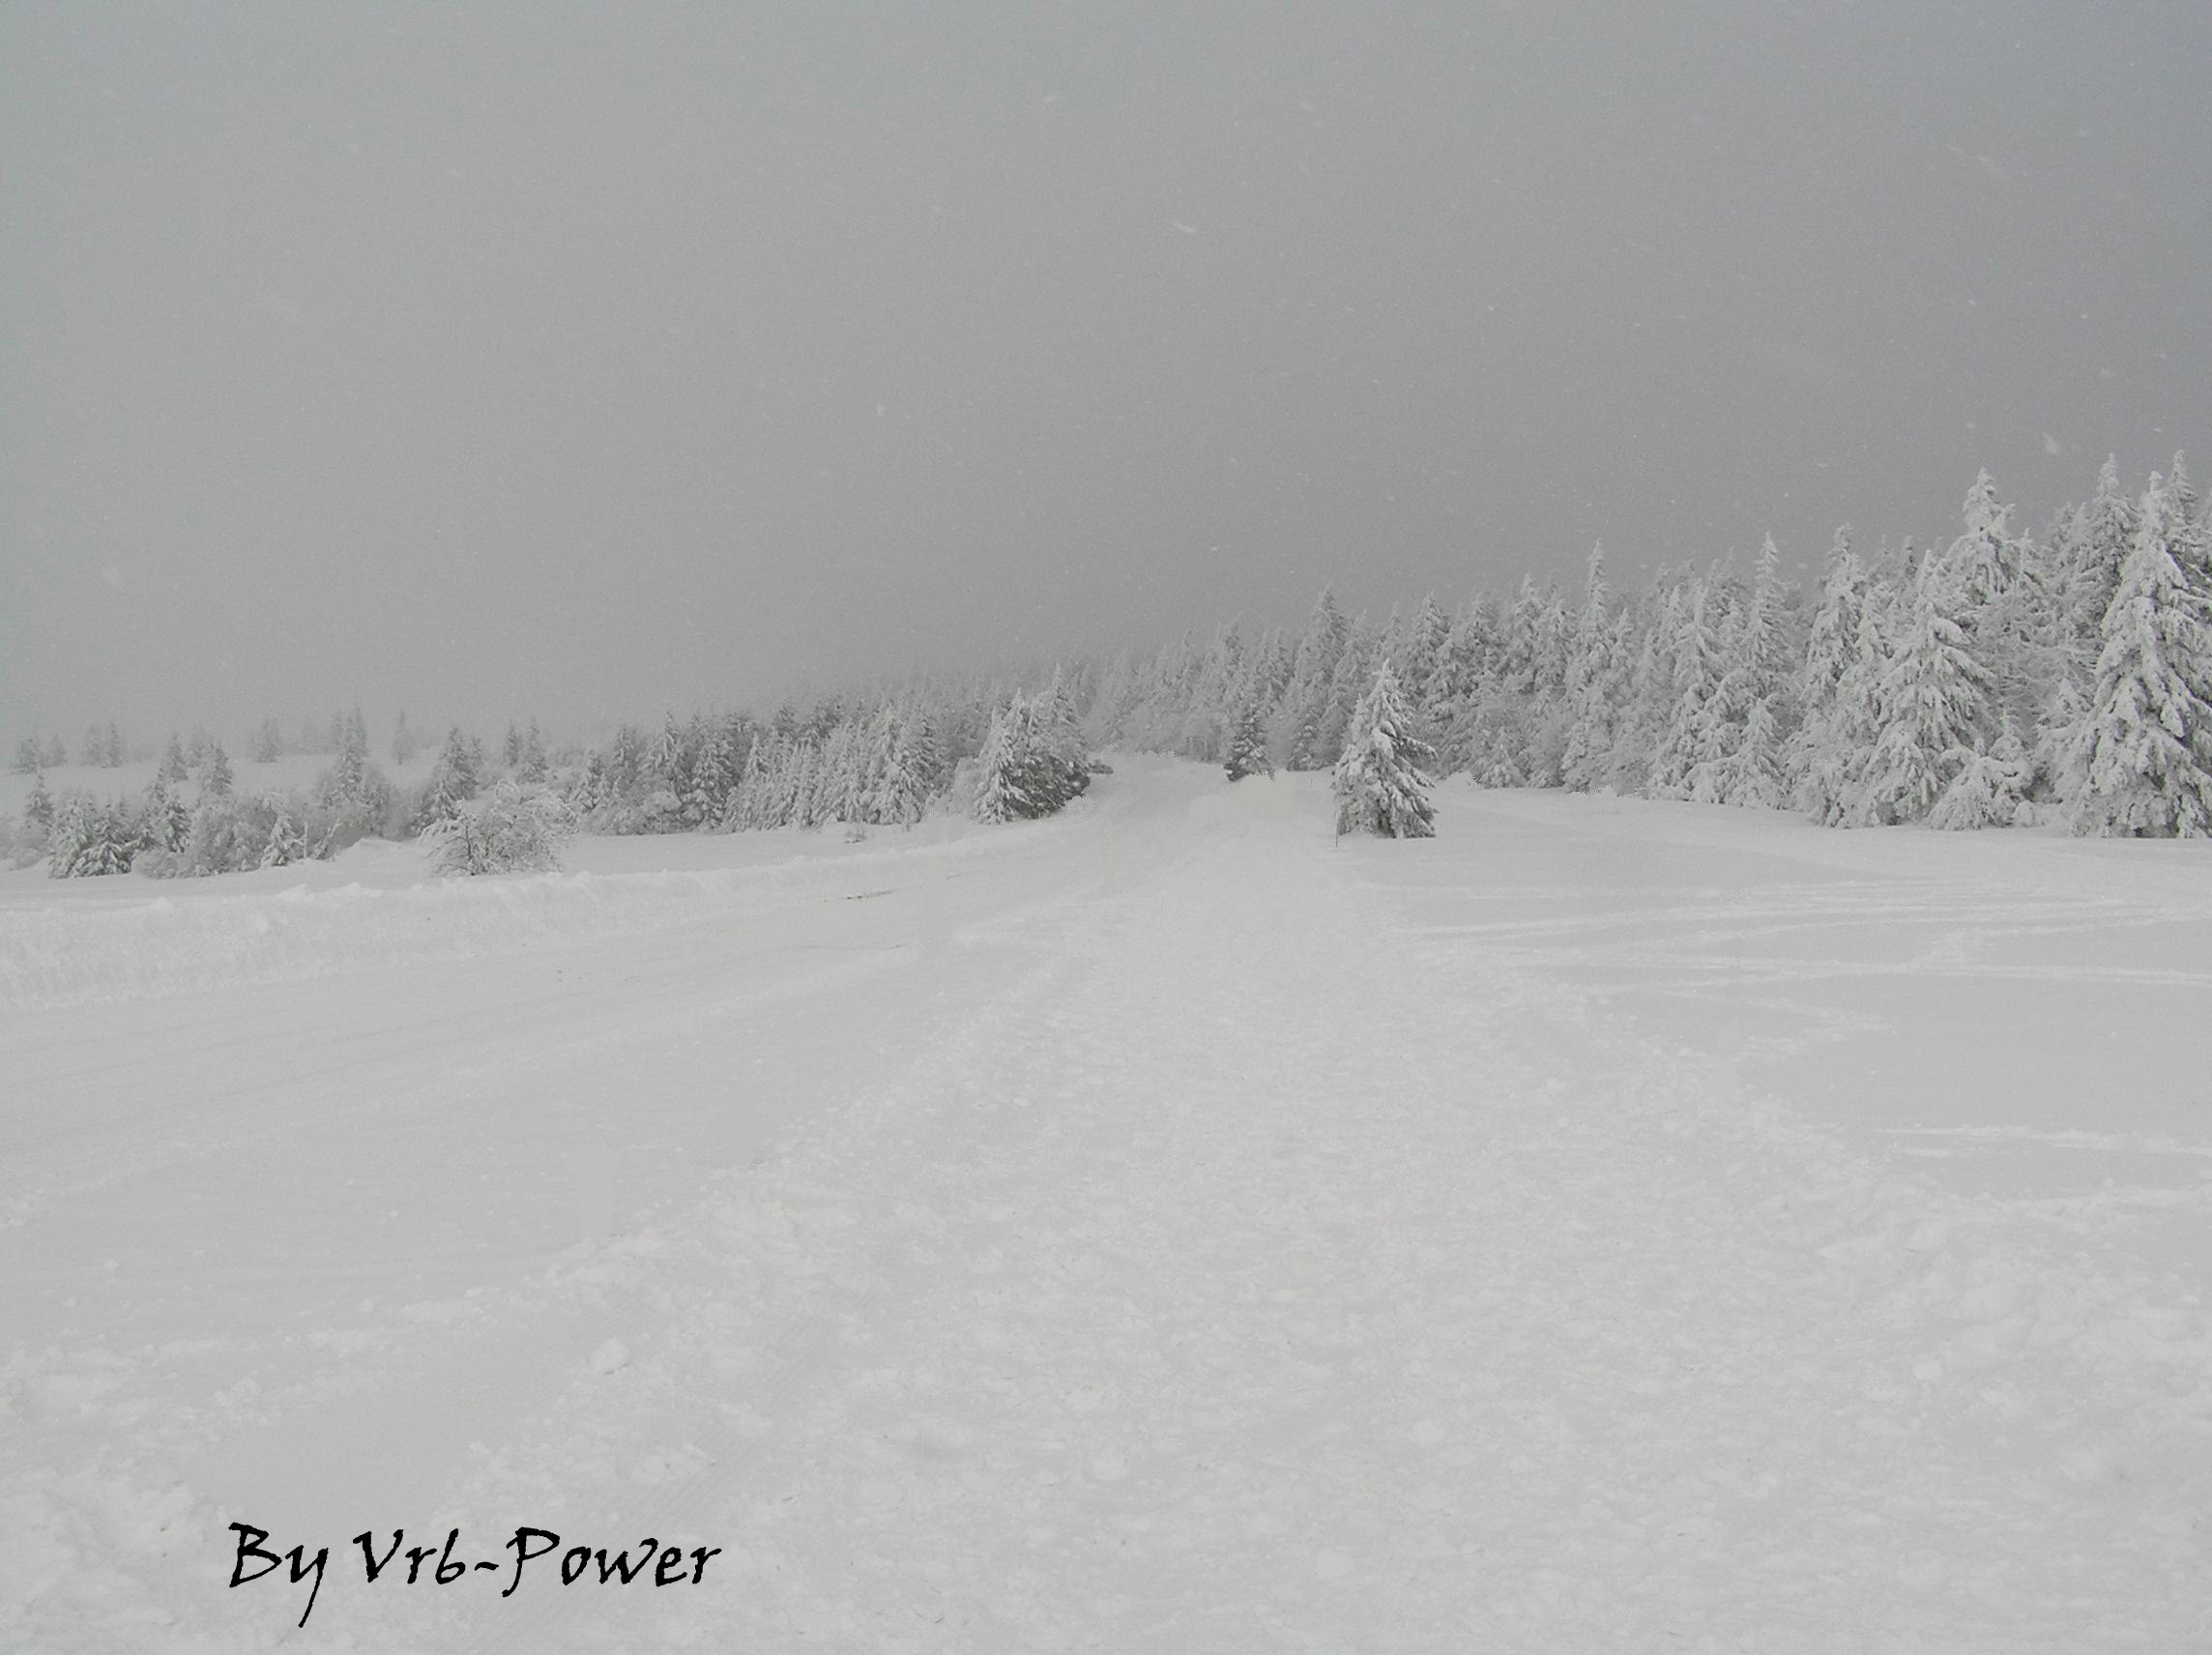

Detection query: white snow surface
xmin=4 ymin=757 xmax=2209 ymax=1650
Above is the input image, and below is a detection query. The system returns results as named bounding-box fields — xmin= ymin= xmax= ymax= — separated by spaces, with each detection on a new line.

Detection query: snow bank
xmin=0 ymin=824 xmax=1028 ymax=1010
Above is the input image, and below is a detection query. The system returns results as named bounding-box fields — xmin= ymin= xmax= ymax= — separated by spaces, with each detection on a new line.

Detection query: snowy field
xmin=4 ymin=756 xmax=2209 ymax=1651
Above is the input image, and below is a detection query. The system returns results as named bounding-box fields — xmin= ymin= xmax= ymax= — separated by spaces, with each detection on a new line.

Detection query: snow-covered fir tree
xmin=200 ymin=741 xmax=234 ymax=799
xmin=1223 ymin=684 xmax=1273 ymax=782
xmin=1849 ymin=557 xmax=1994 ymax=826
xmin=2071 ymin=474 xmax=2212 ymax=836
xmin=417 ymin=726 xmax=482 ymax=828
xmin=1331 ymin=659 xmax=1437 ymax=838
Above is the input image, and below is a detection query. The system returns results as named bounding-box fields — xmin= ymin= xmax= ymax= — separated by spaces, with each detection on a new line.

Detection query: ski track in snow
xmin=4 ymin=760 xmax=2209 ymax=1650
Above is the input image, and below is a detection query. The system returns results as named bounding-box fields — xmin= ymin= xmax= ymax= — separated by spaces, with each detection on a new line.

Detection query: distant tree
xmin=140 ymin=776 xmax=190 ymax=855
xmin=417 ymin=726 xmax=483 ymax=828
xmin=12 ymin=737 xmax=41 ymax=775
xmin=1223 ymin=685 xmax=1274 ymax=782
xmin=1277 ymin=589 xmax=1350 ymax=769
xmin=1331 ymin=660 xmax=1437 ymax=838
xmin=515 ymin=719 xmax=550 ymax=786
xmin=391 ymin=710 xmax=422 ymax=766
xmin=200 ymin=740 xmax=235 ymax=800
xmin=251 ymin=717 xmax=282 ymax=764
xmin=24 ymin=774 xmax=55 ymax=836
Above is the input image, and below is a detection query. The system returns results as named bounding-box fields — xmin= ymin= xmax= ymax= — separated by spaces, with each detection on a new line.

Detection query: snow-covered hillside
xmin=4 ymin=759 xmax=2208 ymax=1650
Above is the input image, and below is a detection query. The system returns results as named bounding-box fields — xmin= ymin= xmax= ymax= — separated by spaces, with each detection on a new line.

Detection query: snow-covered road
xmin=5 ymin=759 xmax=2208 ymax=1650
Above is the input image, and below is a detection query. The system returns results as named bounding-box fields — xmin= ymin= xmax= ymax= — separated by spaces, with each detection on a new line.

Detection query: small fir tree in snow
xmin=1331 ymin=660 xmax=1437 ymax=838
xmin=1928 ymin=725 xmax=2029 ymax=830
xmin=2072 ymin=476 xmax=2212 ymax=836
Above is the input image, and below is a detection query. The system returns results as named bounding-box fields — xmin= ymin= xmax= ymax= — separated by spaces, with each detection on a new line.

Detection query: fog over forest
xmin=5 ymin=2 xmax=2208 ymax=738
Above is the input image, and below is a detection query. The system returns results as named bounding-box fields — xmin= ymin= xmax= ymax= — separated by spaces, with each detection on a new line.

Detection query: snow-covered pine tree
xmin=1223 ymin=682 xmax=1273 ymax=781
xmin=1695 ymin=536 xmax=1795 ymax=808
xmin=159 ymin=735 xmax=189 ymax=786
xmin=2061 ymin=458 xmax=2139 ymax=660
xmin=1604 ymin=600 xmax=1673 ymax=795
xmin=1277 ymin=590 xmax=1350 ymax=769
xmin=1318 ymin=617 xmax=1379 ymax=768
xmin=870 ymin=705 xmax=931 ymax=827
xmin=1849 ymin=559 xmax=1994 ymax=826
xmin=1649 ymin=574 xmax=1728 ymax=799
xmin=141 ymin=776 xmax=190 ymax=855
xmin=1430 ymin=597 xmax=1499 ymax=773
xmin=1928 ymin=723 xmax=2028 ymax=829
xmin=818 ymin=718 xmax=865 ymax=825
xmin=1559 ymin=611 xmax=1629 ymax=792
xmin=1331 ymin=659 xmax=1437 ymax=838
xmin=260 ymin=798 xmax=305 ymax=867
xmin=10 ymin=738 xmax=38 ymax=775
xmin=23 ymin=774 xmax=54 ymax=839
xmin=2170 ymin=450 xmax=2201 ymax=535
xmin=200 ymin=741 xmax=234 ymax=800
xmin=1036 ymin=668 xmax=1091 ymax=807
xmin=1790 ymin=528 xmax=1868 ymax=821
xmin=1183 ymin=624 xmax=1244 ymax=762
xmin=45 ymin=793 xmax=93 ymax=877
xmin=516 ymin=719 xmax=550 ymax=786
xmin=684 ymin=720 xmax=731 ymax=824
xmin=1397 ymin=594 xmax=1453 ymax=738
xmin=2072 ymin=474 xmax=2212 ymax=836
xmin=1558 ymin=546 xmax=1621 ymax=792
xmin=1936 ymin=470 xmax=2053 ymax=748
xmin=972 ymin=696 xmax=1029 ymax=824
xmin=417 ymin=726 xmax=481 ymax=828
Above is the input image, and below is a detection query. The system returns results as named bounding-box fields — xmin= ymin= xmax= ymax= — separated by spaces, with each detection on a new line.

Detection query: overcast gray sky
xmin=5 ymin=1 xmax=2208 ymax=741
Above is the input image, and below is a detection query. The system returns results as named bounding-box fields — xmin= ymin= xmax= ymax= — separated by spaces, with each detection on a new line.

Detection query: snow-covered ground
xmin=4 ymin=758 xmax=2208 ymax=1650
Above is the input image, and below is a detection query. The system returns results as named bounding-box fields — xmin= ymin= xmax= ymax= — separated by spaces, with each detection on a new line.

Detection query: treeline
xmin=1095 ymin=454 xmax=2212 ymax=838
xmin=20 ymin=673 xmax=1098 ymax=879
xmin=10 ymin=709 xmax=443 ymax=776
